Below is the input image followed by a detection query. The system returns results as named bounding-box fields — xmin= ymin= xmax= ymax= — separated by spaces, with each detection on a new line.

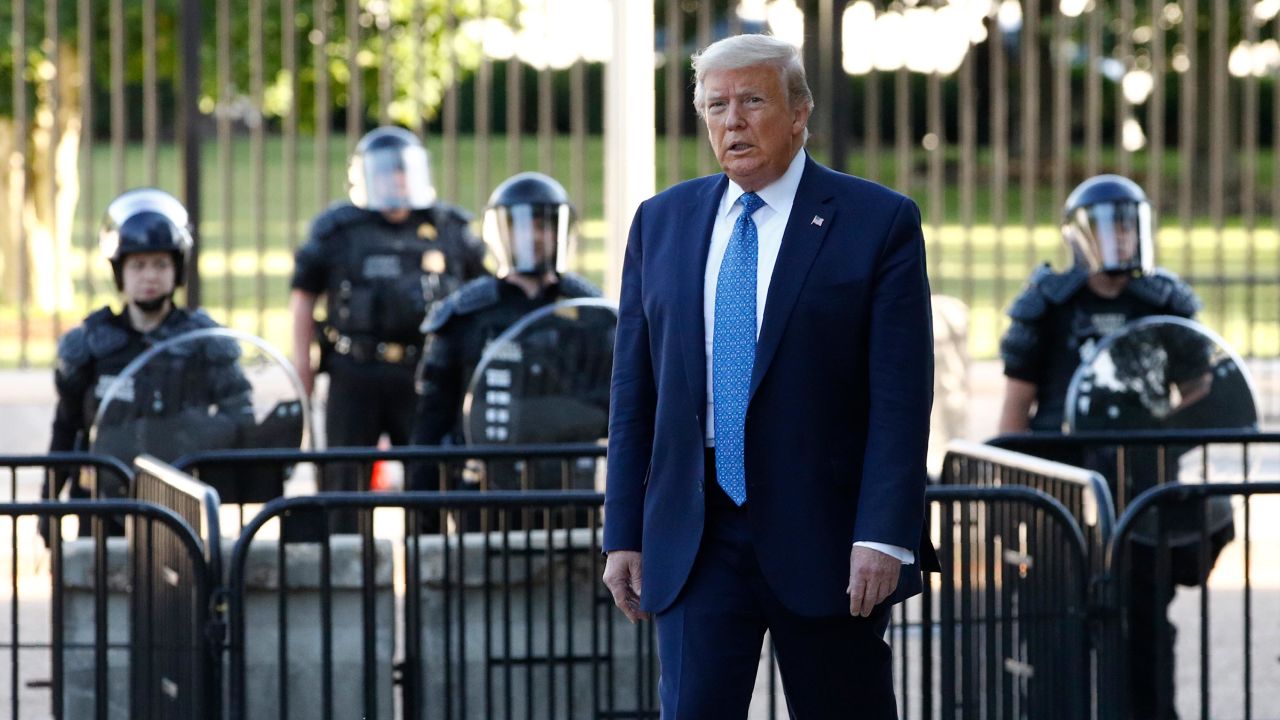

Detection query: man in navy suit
xmin=602 ymin=34 xmax=938 ymax=718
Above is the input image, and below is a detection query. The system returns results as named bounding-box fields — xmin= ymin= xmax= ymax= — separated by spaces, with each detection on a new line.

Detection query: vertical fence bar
xmin=507 ymin=49 xmax=522 ymax=175
xmin=1085 ymin=5 xmax=1101 ymax=177
xmin=664 ymin=0 xmax=681 ymax=188
xmin=696 ymin=0 xmax=713 ymax=176
xmin=78 ymin=0 xmax=96 ymax=309
xmin=217 ymin=0 xmax=233 ymax=318
xmin=284 ymin=0 xmax=300 ymax=252
xmin=1116 ymin=0 xmax=1133 ymax=177
xmin=1148 ymin=0 xmax=1165 ymax=216
xmin=1051 ymin=3 xmax=1068 ymax=219
xmin=1241 ymin=7 xmax=1258 ymax=356
xmin=1275 ymin=14 xmax=1280 ymax=362
xmin=894 ymin=67 xmax=909 ymax=195
xmin=926 ymin=70 xmax=943 ymax=285
xmin=537 ymin=1 xmax=554 ymax=176
xmin=959 ymin=37 xmax=975 ymax=308
xmin=411 ymin=0 xmax=424 ymax=138
xmin=443 ymin=3 xmax=459 ymax=201
xmin=143 ymin=0 xmax=158 ymax=184
xmin=570 ymin=59 xmax=586 ymax=250
xmin=110 ymin=0 xmax=124 ymax=194
xmin=816 ymin=0 xmax=834 ymax=164
xmin=315 ymin=0 xmax=331 ymax=208
xmin=538 ymin=60 xmax=553 ymax=176
xmin=46 ymin=0 xmax=64 ymax=340
xmin=346 ymin=0 xmax=362 ymax=156
xmin=1178 ymin=0 xmax=1197 ymax=272
xmin=1020 ymin=0 xmax=1040 ymax=255
xmin=178 ymin=0 xmax=203 ymax=306
xmin=1209 ymin=0 xmax=1227 ymax=331
xmin=377 ymin=7 xmax=391 ymax=124
xmin=991 ymin=13 xmax=1008 ymax=342
xmin=251 ymin=0 xmax=267 ymax=337
xmin=475 ymin=0 xmax=492 ymax=209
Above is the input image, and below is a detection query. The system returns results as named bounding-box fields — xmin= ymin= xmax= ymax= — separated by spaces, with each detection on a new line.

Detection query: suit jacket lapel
xmin=749 ymin=157 xmax=836 ymax=400
xmin=678 ymin=175 xmax=728 ymax=418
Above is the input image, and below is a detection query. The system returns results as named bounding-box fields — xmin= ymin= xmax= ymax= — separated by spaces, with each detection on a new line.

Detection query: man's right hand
xmin=602 ymin=550 xmax=649 ymax=623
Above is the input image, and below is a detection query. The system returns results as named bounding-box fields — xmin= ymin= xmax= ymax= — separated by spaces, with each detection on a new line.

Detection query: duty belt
xmin=331 ymin=333 xmax=420 ymax=364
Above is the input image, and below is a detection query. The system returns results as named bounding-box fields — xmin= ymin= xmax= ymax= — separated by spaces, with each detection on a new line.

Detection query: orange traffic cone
xmin=370 ymin=436 xmax=394 ymax=492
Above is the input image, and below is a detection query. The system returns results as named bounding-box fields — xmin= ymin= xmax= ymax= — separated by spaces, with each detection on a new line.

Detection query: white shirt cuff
xmin=853 ymin=541 xmax=915 ymax=565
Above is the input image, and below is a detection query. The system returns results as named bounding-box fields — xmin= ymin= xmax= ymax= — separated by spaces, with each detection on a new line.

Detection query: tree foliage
xmin=1 ymin=0 xmax=519 ymax=129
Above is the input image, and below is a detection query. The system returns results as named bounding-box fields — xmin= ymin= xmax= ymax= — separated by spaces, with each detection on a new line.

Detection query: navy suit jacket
xmin=604 ymin=155 xmax=940 ymax=617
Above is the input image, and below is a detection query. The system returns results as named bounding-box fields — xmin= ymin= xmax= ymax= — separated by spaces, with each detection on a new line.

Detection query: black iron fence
xmin=1099 ymin=481 xmax=1280 ymax=720
xmin=2 ymin=439 xmax=1275 ymax=718
xmin=939 ymin=439 xmax=1115 ymax=569
xmin=1 ymin=500 xmax=212 ymax=719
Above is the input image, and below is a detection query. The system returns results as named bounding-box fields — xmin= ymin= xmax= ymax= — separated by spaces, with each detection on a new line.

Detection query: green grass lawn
xmin=5 ymin=134 xmax=1280 ymax=367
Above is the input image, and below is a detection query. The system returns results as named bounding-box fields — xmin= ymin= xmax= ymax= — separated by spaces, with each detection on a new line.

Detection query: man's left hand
xmin=847 ymin=545 xmax=900 ymax=617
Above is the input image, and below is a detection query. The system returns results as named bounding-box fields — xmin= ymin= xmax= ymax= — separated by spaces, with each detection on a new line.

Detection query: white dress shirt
xmin=702 ymin=148 xmax=914 ymax=565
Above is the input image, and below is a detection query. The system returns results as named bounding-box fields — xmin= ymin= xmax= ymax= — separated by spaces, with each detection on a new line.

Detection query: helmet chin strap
xmin=132 ymin=293 xmax=172 ymax=314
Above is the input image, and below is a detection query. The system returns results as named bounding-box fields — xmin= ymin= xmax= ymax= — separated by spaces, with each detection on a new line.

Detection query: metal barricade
xmin=940 ymin=439 xmax=1115 ymax=569
xmin=0 ymin=499 xmax=212 ymax=719
xmin=218 ymin=482 xmax=1093 ymax=720
xmin=174 ymin=443 xmax=608 ymax=533
xmin=1099 ymin=481 xmax=1280 ymax=720
xmin=223 ymin=490 xmax=642 ymax=720
xmin=910 ymin=486 xmax=1093 ymax=720
xmin=0 ymin=452 xmax=134 ymax=504
xmin=131 ymin=455 xmax=224 ymax=720
xmin=988 ymin=429 xmax=1277 ymax=511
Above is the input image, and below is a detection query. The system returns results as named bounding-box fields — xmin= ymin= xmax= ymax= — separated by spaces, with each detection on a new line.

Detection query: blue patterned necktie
xmin=713 ymin=191 xmax=764 ymax=506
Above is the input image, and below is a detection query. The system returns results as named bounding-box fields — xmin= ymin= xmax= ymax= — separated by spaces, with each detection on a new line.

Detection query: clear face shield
xmin=1063 ymin=200 xmax=1154 ymax=275
xmin=349 ymin=145 xmax=436 ymax=211
xmin=483 ymin=203 xmax=573 ymax=276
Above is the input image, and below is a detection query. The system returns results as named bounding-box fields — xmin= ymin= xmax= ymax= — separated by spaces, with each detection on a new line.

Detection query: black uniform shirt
xmin=291 ymin=203 xmax=487 ymax=345
xmin=412 ymin=275 xmax=601 ymax=446
xmin=1001 ymin=269 xmax=1199 ymax=432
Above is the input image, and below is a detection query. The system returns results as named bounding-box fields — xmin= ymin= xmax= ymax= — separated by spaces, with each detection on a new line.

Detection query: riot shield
xmin=461 ymin=298 xmax=616 ymax=492
xmin=92 ymin=328 xmax=312 ymax=502
xmin=1065 ymin=316 xmax=1255 ymax=581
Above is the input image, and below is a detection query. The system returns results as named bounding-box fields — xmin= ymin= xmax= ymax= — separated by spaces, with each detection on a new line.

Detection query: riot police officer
xmin=997 ymin=174 xmax=1207 ymax=720
xmin=999 ymin=174 xmax=1204 ymax=434
xmin=290 ymin=126 xmax=488 ymax=494
xmin=45 ymin=189 xmax=253 ymax=539
xmin=410 ymin=172 xmax=601 ymax=486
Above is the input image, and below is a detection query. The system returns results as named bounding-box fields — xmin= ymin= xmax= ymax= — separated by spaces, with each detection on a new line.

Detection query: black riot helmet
xmin=482 ymin=172 xmax=575 ymax=277
xmin=1062 ymin=174 xmax=1155 ymax=276
xmin=99 ymin=188 xmax=195 ymax=290
xmin=348 ymin=126 xmax=436 ymax=211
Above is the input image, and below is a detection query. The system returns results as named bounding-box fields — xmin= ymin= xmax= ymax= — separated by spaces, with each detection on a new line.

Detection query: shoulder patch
xmin=557 ymin=273 xmax=603 ymax=299
xmin=1128 ymin=269 xmax=1201 ymax=317
xmin=309 ymin=202 xmax=375 ymax=242
xmin=421 ymin=276 xmax=501 ymax=334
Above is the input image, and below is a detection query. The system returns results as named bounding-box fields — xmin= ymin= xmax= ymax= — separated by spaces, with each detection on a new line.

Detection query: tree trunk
xmin=1 ymin=41 xmax=82 ymax=314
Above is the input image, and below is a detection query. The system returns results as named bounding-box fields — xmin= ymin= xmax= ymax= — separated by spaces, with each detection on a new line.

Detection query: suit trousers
xmin=653 ymin=450 xmax=897 ymax=720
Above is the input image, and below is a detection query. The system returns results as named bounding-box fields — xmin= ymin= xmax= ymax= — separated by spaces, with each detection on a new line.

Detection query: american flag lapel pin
xmin=811 ymin=215 xmax=824 ymax=227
